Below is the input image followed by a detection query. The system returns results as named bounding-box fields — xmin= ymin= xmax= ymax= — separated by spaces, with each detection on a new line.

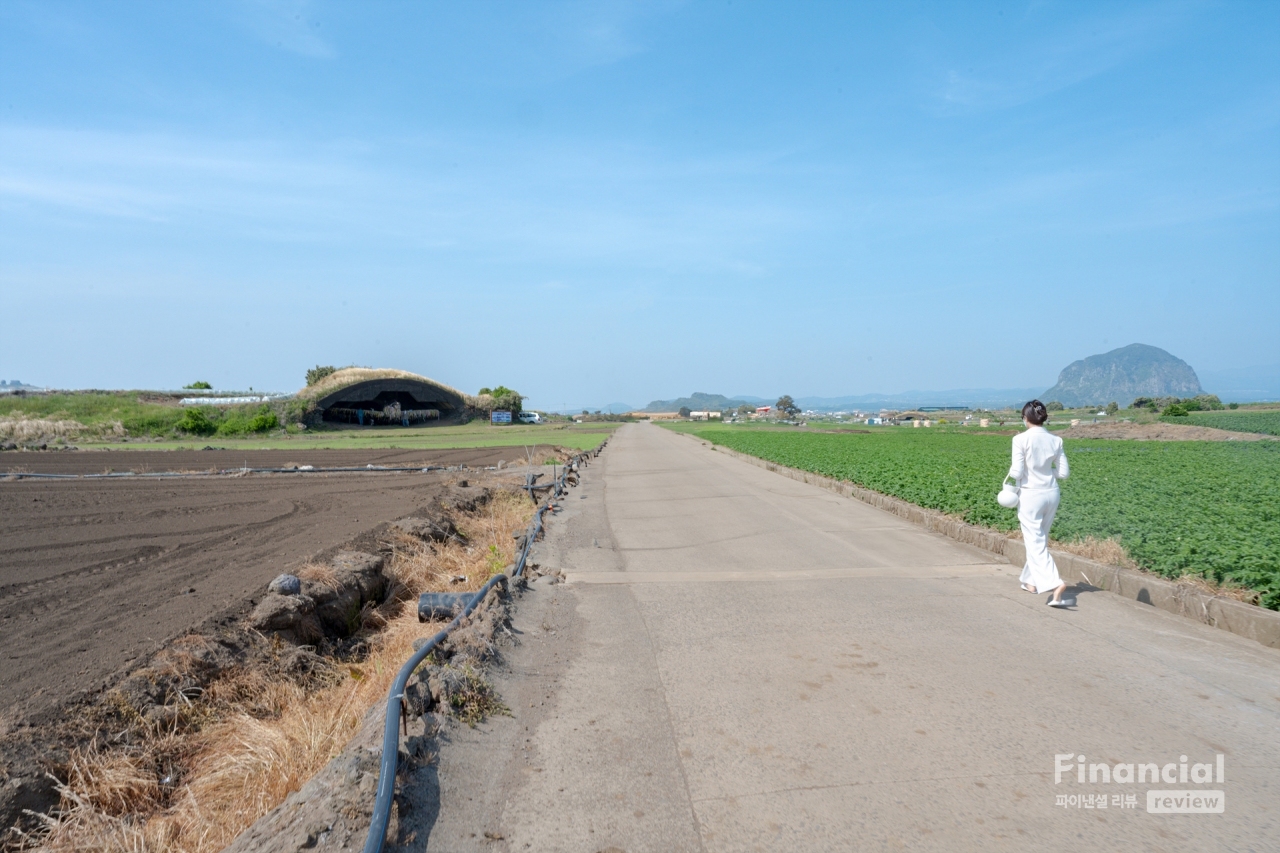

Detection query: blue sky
xmin=2 ymin=0 xmax=1277 ymax=410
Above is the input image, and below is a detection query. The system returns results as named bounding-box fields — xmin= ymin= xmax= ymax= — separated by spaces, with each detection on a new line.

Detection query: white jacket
xmin=1008 ymin=425 xmax=1069 ymax=490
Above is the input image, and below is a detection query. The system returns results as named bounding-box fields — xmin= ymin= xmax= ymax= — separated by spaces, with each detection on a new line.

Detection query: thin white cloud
xmin=931 ymin=2 xmax=1191 ymax=111
xmin=0 ymin=123 xmax=812 ymax=271
xmin=230 ymin=0 xmax=335 ymax=59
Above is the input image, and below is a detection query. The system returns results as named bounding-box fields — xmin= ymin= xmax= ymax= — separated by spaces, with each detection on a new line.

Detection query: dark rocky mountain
xmin=1043 ymin=344 xmax=1203 ymax=407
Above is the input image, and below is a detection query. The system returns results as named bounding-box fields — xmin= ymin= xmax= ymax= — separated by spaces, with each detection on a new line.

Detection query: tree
xmin=1131 ymin=397 xmax=1154 ymax=410
xmin=479 ymin=385 xmax=522 ymax=414
xmin=736 ymin=404 xmax=753 ymax=417
xmin=306 ymin=365 xmax=337 ymax=386
xmin=1192 ymin=394 xmax=1224 ymax=411
xmin=776 ymin=395 xmax=800 ymax=418
xmin=678 ymin=406 xmax=692 ymax=418
xmin=1106 ymin=401 xmax=1119 ymax=416
xmin=183 ymin=380 xmax=212 ymax=390
xmin=1045 ymin=401 xmax=1065 ymax=411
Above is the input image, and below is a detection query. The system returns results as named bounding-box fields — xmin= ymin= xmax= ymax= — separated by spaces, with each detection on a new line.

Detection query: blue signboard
xmin=491 ymin=410 xmax=512 ymax=424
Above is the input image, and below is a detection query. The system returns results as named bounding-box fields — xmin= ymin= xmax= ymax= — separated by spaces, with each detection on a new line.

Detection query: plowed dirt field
xmin=0 ymin=446 xmax=549 ymax=723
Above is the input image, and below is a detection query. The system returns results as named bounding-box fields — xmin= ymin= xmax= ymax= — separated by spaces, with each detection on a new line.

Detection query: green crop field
xmin=669 ymin=424 xmax=1280 ymax=609
xmin=1168 ymin=409 xmax=1280 ymax=436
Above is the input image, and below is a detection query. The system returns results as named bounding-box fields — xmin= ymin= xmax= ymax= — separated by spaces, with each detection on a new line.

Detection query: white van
xmin=517 ymin=412 xmax=542 ymax=424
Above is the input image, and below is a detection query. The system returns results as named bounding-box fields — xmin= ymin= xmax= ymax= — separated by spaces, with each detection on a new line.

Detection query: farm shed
xmin=302 ymin=369 xmax=467 ymax=426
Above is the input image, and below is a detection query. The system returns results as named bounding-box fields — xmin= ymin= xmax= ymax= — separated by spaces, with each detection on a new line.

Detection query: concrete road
xmin=419 ymin=422 xmax=1279 ymax=852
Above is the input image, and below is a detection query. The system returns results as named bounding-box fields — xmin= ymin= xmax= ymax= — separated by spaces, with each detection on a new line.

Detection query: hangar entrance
xmin=315 ymin=378 xmax=464 ymax=426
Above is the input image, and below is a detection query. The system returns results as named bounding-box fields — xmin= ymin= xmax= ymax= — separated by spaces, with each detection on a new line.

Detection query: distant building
xmin=688 ymin=411 xmax=722 ymax=420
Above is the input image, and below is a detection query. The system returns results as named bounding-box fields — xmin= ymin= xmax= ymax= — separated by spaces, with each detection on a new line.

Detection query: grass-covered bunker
xmin=300 ymin=368 xmax=467 ymax=426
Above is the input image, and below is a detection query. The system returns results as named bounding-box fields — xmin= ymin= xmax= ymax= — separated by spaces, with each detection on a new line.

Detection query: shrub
xmin=249 ymin=408 xmax=279 ymax=432
xmin=1131 ymin=397 xmax=1153 ymax=410
xmin=1106 ymin=402 xmax=1119 ymax=416
xmin=475 ymin=385 xmax=523 ymax=415
xmin=306 ymin=365 xmax=337 ymax=387
xmin=1191 ymin=394 xmax=1224 ymax=411
xmin=177 ymin=408 xmax=218 ymax=436
xmin=183 ymin=381 xmax=212 ymax=390
xmin=216 ymin=404 xmax=279 ymax=435
xmin=1162 ymin=404 xmax=1188 ymax=417
xmin=282 ymin=398 xmax=316 ymax=425
xmin=1229 ymin=402 xmax=1239 ymax=410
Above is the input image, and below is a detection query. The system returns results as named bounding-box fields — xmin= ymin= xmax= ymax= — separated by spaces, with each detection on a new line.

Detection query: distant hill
xmin=1043 ymin=344 xmax=1203 ymax=407
xmin=643 ymin=389 xmax=1049 ymax=413
xmin=796 ymin=389 xmax=1045 ymax=412
xmin=642 ymin=392 xmax=765 ymax=413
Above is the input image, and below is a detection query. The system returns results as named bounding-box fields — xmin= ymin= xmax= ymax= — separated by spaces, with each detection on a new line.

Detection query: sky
xmin=1 ymin=0 xmax=1277 ymax=410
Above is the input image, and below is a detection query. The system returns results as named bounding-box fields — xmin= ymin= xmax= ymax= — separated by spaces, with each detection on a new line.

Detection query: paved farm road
xmin=424 ymin=422 xmax=1279 ymax=852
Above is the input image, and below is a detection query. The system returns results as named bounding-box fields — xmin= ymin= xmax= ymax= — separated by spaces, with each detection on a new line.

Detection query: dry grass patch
xmin=19 ymin=488 xmax=535 ymax=853
xmin=1054 ymin=536 xmax=1260 ymax=604
xmin=297 ymin=368 xmax=465 ymax=403
xmin=1054 ymin=535 xmax=1139 ymax=569
xmin=0 ymin=415 xmax=127 ymax=443
xmin=0 ymin=417 xmax=86 ymax=441
xmin=295 ymin=562 xmax=340 ymax=592
xmin=386 ymin=490 xmax=533 ymax=595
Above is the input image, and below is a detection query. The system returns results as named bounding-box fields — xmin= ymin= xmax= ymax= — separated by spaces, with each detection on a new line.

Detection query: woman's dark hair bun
xmin=1022 ymin=400 xmax=1049 ymax=425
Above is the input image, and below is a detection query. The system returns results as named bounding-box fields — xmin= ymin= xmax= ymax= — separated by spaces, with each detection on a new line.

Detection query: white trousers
xmin=1018 ymin=487 xmax=1064 ymax=593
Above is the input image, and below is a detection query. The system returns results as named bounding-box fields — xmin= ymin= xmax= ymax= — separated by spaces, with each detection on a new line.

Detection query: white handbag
xmin=997 ymin=476 xmax=1020 ymax=509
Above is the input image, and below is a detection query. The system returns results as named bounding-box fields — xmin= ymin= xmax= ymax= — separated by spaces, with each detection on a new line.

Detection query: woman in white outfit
xmin=1009 ymin=400 xmax=1071 ymax=606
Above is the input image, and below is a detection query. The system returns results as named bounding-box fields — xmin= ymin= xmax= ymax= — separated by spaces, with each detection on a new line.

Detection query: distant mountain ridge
xmin=643 ymin=388 xmax=1048 ymax=413
xmin=642 ymin=392 xmax=765 ymax=412
xmin=1043 ymin=344 xmax=1202 ymax=407
xmin=794 ymin=389 xmax=1046 ymax=411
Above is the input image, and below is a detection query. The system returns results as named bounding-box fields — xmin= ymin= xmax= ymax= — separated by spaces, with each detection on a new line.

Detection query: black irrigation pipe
xmin=362 ymin=440 xmax=606 ymax=853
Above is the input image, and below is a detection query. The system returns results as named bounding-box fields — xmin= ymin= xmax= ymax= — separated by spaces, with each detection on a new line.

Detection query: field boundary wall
xmin=684 ymin=434 xmax=1280 ymax=650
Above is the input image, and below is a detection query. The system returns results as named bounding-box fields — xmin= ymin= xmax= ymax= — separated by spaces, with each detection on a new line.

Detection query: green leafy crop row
xmin=685 ymin=427 xmax=1280 ymax=609
xmin=1169 ymin=410 xmax=1280 ymax=437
